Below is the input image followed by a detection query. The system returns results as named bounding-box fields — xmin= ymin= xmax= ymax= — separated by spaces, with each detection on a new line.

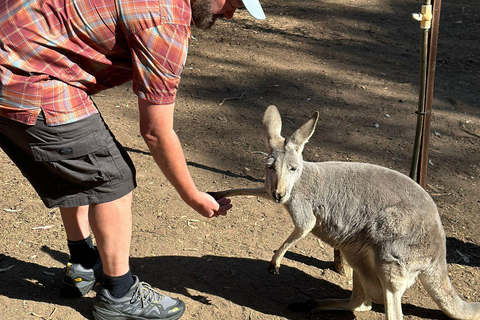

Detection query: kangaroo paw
xmin=268 ymin=262 xmax=280 ymax=274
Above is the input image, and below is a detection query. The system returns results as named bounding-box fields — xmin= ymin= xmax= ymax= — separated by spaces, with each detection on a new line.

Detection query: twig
xmin=47 ymin=307 xmax=57 ymax=320
xmin=32 ymin=225 xmax=54 ymax=230
xmin=251 ymin=151 xmax=268 ymax=156
xmin=186 ymin=219 xmax=201 ymax=229
xmin=219 ymin=92 xmax=245 ymax=106
xmin=31 ymin=307 xmax=57 ymax=320
xmin=0 ymin=265 xmax=14 ymax=272
xmin=455 ymin=249 xmax=470 ymax=263
xmin=460 ymin=126 xmax=480 ymax=139
xmin=316 ymin=238 xmax=324 ymax=249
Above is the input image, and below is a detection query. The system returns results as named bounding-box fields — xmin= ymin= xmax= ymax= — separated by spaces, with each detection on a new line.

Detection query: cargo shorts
xmin=0 ymin=112 xmax=136 ymax=208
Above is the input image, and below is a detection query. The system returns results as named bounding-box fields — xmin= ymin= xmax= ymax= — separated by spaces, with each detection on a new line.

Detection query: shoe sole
xmin=62 ymin=277 xmax=97 ymax=296
xmin=92 ymin=301 xmax=185 ymax=320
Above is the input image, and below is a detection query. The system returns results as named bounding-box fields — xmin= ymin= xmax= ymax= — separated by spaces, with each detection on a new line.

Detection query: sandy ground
xmin=1 ymin=0 xmax=479 ymax=319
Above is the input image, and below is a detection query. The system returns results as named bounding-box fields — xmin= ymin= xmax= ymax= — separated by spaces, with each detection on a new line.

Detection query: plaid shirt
xmin=0 ymin=0 xmax=191 ymax=126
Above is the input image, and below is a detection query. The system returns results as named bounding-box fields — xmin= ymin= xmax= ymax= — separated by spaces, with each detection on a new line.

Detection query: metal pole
xmin=410 ymin=19 xmax=430 ymax=180
xmin=410 ymin=0 xmax=441 ymax=188
xmin=418 ymin=0 xmax=442 ymax=187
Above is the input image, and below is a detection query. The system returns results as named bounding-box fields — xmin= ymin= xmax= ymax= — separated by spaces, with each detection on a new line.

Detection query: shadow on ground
xmin=1 ymin=243 xmax=466 ymax=320
xmin=446 ymin=237 xmax=480 ymax=267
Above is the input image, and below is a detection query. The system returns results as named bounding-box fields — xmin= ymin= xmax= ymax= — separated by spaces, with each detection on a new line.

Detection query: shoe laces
xmin=131 ymin=282 xmax=164 ymax=307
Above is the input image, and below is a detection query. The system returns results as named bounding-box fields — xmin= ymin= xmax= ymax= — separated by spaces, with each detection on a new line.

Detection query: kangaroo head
xmin=262 ymin=105 xmax=319 ymax=203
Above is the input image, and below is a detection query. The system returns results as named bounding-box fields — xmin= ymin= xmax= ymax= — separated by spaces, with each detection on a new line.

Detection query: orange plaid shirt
xmin=0 ymin=0 xmax=191 ymax=126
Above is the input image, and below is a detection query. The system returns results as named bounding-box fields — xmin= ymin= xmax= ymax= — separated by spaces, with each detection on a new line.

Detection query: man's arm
xmin=138 ymin=98 xmax=231 ymax=218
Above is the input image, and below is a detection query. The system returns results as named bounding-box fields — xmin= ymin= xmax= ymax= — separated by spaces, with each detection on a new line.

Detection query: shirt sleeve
xmin=129 ymin=23 xmax=190 ymax=104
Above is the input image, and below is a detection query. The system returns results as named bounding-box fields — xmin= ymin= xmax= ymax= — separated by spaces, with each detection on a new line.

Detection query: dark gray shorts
xmin=0 ymin=113 xmax=136 ymax=208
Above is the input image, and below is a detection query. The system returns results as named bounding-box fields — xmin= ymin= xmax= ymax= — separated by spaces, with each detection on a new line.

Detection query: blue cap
xmin=243 ymin=0 xmax=266 ymax=20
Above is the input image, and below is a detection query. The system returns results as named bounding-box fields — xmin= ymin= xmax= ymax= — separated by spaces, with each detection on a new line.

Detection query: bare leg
xmin=88 ymin=192 xmax=133 ymax=277
xmin=60 ymin=205 xmax=91 ymax=241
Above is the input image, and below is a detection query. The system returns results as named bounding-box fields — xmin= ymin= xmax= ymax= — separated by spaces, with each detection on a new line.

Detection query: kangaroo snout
xmin=272 ymin=189 xmax=285 ymax=202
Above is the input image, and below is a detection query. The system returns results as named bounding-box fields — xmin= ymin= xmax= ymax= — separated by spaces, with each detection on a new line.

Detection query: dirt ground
xmin=1 ymin=0 xmax=479 ymax=319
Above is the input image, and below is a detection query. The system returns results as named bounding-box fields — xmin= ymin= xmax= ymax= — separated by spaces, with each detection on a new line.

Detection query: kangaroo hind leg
xmin=311 ymin=271 xmax=372 ymax=312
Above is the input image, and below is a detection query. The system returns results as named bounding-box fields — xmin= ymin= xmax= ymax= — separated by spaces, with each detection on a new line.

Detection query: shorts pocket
xmin=30 ymin=131 xmax=122 ymax=188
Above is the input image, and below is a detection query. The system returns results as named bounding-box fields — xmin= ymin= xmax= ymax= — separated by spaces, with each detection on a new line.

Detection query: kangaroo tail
xmin=419 ymin=259 xmax=480 ymax=320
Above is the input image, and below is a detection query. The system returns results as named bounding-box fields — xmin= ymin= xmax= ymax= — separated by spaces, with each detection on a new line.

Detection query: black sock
xmin=67 ymin=235 xmax=99 ymax=269
xmin=103 ymin=270 xmax=135 ymax=298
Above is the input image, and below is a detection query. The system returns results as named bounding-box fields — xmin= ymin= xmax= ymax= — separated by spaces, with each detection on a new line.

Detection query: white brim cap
xmin=242 ymin=0 xmax=266 ymax=20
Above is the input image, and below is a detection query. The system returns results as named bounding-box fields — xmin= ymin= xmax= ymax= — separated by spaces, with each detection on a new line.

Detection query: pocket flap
xmin=31 ymin=131 xmax=104 ymax=161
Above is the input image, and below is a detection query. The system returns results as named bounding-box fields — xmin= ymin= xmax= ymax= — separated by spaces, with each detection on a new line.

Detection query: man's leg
xmin=88 ymin=191 xmax=132 ymax=278
xmin=89 ymin=191 xmax=185 ymax=320
xmin=61 ymin=205 xmax=99 ymax=268
xmin=61 ymin=205 xmax=102 ymax=295
xmin=61 ymin=192 xmax=134 ymax=297
xmin=61 ymin=205 xmax=91 ymax=241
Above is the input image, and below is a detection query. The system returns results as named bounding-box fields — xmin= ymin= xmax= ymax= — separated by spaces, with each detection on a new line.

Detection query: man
xmin=0 ymin=0 xmax=265 ymax=319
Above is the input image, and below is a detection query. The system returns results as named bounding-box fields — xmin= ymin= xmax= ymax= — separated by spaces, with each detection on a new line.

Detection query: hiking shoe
xmin=92 ymin=276 xmax=185 ymax=320
xmin=62 ymin=254 xmax=103 ymax=296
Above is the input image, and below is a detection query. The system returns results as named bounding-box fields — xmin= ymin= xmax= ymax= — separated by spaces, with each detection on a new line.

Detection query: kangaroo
xmin=208 ymin=105 xmax=480 ymax=320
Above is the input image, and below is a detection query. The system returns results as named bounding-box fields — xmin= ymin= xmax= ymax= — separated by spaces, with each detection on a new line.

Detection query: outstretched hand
xmin=212 ymin=197 xmax=232 ymax=217
xmin=189 ymin=191 xmax=232 ymax=218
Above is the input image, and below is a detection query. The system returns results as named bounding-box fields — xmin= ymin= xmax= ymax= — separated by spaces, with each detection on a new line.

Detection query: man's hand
xmin=187 ymin=191 xmax=232 ymax=218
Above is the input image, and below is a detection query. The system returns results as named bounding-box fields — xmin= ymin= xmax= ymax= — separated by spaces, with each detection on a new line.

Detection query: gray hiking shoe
xmin=62 ymin=255 xmax=103 ymax=296
xmin=92 ymin=276 xmax=185 ymax=320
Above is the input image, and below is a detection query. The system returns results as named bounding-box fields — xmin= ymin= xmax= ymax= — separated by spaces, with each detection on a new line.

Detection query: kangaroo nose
xmin=273 ymin=190 xmax=283 ymax=202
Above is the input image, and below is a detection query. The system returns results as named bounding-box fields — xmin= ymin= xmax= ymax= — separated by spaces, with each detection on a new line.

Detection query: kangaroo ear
xmin=263 ymin=105 xmax=285 ymax=152
xmin=289 ymin=111 xmax=319 ymax=153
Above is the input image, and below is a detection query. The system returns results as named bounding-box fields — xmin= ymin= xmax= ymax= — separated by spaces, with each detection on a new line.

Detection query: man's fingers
xmin=203 ymin=195 xmax=232 ymax=218
xmin=217 ymin=203 xmax=232 ymax=215
xmin=214 ymin=197 xmax=231 ymax=216
xmin=217 ymin=197 xmax=231 ymax=206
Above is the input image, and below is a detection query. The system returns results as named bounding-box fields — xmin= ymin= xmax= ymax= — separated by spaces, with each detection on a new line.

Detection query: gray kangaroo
xmin=209 ymin=105 xmax=480 ymax=320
